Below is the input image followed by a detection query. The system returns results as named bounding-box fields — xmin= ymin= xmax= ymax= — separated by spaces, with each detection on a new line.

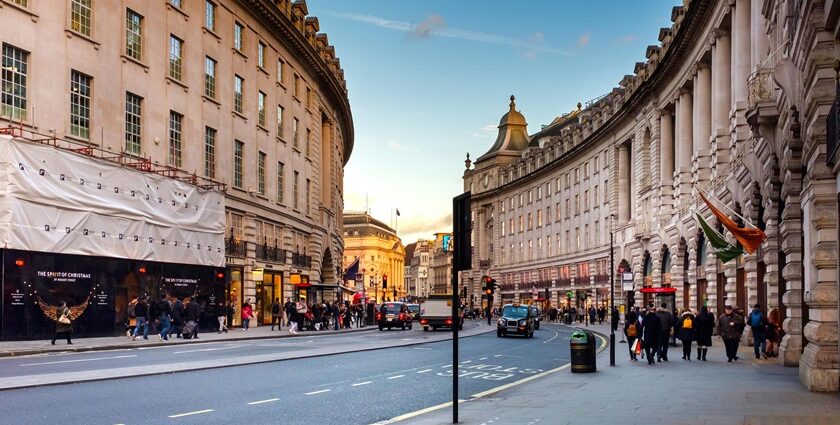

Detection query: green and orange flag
xmin=694 ymin=212 xmax=743 ymax=264
xmin=699 ymin=193 xmax=767 ymax=254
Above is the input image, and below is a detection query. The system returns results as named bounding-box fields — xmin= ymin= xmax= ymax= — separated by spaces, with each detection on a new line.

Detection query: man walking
xmin=271 ymin=298 xmax=282 ymax=331
xmin=717 ymin=305 xmax=744 ymax=362
xmin=655 ymin=302 xmax=674 ymax=362
xmin=748 ymin=304 xmax=768 ymax=359
xmin=132 ymin=296 xmax=149 ymax=340
xmin=170 ymin=297 xmax=185 ymax=339
xmin=157 ymin=297 xmax=172 ymax=341
xmin=284 ymin=298 xmax=295 ymax=328
xmin=184 ymin=296 xmax=200 ymax=339
xmin=642 ymin=307 xmax=662 ymax=365
xmin=217 ymin=300 xmax=228 ymax=333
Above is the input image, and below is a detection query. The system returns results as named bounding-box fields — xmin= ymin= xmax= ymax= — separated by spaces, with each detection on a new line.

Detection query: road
xmin=0 ymin=324 xmax=576 ymax=424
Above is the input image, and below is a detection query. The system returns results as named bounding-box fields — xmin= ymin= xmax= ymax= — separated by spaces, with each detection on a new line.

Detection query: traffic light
xmin=483 ymin=275 xmax=497 ymax=295
xmin=382 ymin=274 xmax=388 ymax=289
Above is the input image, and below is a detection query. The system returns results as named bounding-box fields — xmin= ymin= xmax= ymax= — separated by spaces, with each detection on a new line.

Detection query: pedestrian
xmin=611 ymin=307 xmax=620 ymax=332
xmin=217 ymin=301 xmax=229 ymax=333
xmin=242 ymin=298 xmax=254 ymax=331
xmin=588 ymin=305 xmax=596 ymax=324
xmin=226 ymin=298 xmax=235 ymax=329
xmin=51 ymin=301 xmax=73 ymax=345
xmin=677 ymin=309 xmax=696 ymax=361
xmin=695 ymin=305 xmax=714 ymax=361
xmin=157 ymin=297 xmax=172 ymax=341
xmin=127 ymin=295 xmax=138 ymax=337
xmin=642 ymin=307 xmax=662 ymax=365
xmin=312 ymin=302 xmax=323 ymax=330
xmin=717 ymin=305 xmax=744 ymax=362
xmin=184 ymin=296 xmax=200 ymax=339
xmin=747 ymin=303 xmax=768 ymax=359
xmin=284 ymin=298 xmax=295 ymax=328
xmin=132 ymin=296 xmax=149 ymax=340
xmin=655 ymin=302 xmax=674 ymax=362
xmin=170 ymin=297 xmax=184 ymax=339
xmin=343 ymin=301 xmax=352 ymax=329
xmin=765 ymin=308 xmax=780 ymax=358
xmin=597 ymin=305 xmax=606 ymax=324
xmin=271 ymin=298 xmax=281 ymax=331
xmin=624 ymin=309 xmax=641 ymax=361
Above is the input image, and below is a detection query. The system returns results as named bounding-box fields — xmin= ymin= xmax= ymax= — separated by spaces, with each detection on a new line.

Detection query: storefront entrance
xmin=256 ymin=271 xmax=282 ymax=325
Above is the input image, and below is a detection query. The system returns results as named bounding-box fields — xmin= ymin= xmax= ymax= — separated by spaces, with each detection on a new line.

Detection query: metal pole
xmin=451 ymin=270 xmax=459 ymax=423
xmin=610 ymin=228 xmax=616 ymax=366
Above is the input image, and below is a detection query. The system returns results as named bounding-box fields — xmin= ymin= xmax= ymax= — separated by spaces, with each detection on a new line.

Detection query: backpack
xmin=128 ymin=302 xmax=136 ymax=319
xmin=627 ymin=324 xmax=637 ymax=337
xmin=682 ymin=316 xmax=693 ymax=329
xmin=750 ymin=311 xmax=762 ymax=327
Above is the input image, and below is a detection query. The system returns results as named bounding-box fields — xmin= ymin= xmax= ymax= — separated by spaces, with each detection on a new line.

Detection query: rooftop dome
xmin=475 ymin=95 xmax=531 ymax=164
xmin=499 ymin=95 xmax=527 ymax=126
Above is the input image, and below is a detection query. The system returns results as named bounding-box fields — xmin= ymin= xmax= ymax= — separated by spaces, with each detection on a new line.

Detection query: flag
xmin=343 ymin=257 xmax=360 ymax=281
xmin=694 ymin=212 xmax=743 ymax=263
xmin=699 ymin=193 xmax=766 ymax=254
xmin=396 ymin=209 xmax=401 ymax=216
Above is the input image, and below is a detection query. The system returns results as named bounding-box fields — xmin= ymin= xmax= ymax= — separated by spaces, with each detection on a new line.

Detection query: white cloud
xmin=577 ymin=32 xmax=591 ymax=48
xmin=470 ymin=124 xmax=497 ymax=139
xmin=329 ymin=12 xmax=576 ymax=56
xmin=388 ymin=140 xmax=415 ymax=152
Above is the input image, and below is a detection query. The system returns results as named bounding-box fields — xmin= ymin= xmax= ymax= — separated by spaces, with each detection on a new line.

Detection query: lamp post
xmin=609 ymin=213 xmax=616 ymax=367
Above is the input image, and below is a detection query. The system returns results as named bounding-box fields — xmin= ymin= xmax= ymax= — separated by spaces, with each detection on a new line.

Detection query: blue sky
xmin=310 ymin=0 xmax=680 ymax=243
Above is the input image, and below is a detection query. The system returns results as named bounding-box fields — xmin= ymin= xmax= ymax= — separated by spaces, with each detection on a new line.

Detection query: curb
xmin=0 ymin=326 xmax=377 ymax=358
xmin=0 ymin=324 xmax=497 ymax=391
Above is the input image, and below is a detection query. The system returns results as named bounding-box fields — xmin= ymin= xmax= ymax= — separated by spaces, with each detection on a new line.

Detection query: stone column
xmin=478 ymin=206 xmax=486 ymax=261
xmin=732 ymin=0 xmax=751 ymax=107
xmin=779 ymin=187 xmax=804 ymax=366
xmin=676 ymin=88 xmax=693 ymax=200
xmin=660 ymin=109 xmax=675 ymax=208
xmin=693 ymin=62 xmax=712 ymax=183
xmin=618 ymin=143 xmax=631 ymax=222
xmin=711 ymin=29 xmax=732 ymax=170
xmin=750 ymin=0 xmax=769 ymax=72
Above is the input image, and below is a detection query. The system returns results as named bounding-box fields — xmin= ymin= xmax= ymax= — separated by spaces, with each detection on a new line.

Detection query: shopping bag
xmin=630 ymin=339 xmax=639 ymax=353
xmin=634 ymin=339 xmax=642 ymax=355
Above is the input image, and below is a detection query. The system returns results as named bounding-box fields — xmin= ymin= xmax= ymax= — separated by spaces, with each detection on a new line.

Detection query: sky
xmin=310 ymin=0 xmax=680 ymax=244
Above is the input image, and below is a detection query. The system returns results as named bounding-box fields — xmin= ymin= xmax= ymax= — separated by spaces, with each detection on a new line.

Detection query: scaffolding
xmin=0 ymin=125 xmax=226 ymax=192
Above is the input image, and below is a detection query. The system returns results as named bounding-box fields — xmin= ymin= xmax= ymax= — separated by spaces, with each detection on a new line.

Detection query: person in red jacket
xmin=241 ymin=298 xmax=254 ymax=331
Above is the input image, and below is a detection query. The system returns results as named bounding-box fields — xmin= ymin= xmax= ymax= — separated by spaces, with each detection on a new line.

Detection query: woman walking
xmin=624 ymin=310 xmax=640 ymax=361
xmin=678 ymin=309 xmax=696 ymax=361
xmin=765 ymin=308 xmax=781 ymax=358
xmin=241 ymin=298 xmax=254 ymax=331
xmin=694 ymin=306 xmax=715 ymax=361
xmin=51 ymin=301 xmax=73 ymax=345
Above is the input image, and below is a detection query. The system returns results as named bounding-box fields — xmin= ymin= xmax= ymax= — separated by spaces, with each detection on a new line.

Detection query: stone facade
xmin=463 ymin=0 xmax=840 ymax=392
xmin=0 ymin=0 xmax=353 ymax=322
xmin=405 ymin=239 xmax=432 ymax=298
xmin=341 ymin=212 xmax=405 ymax=302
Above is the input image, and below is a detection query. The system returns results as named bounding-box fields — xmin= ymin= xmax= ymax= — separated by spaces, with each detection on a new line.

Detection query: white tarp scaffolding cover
xmin=0 ymin=135 xmax=225 ymax=266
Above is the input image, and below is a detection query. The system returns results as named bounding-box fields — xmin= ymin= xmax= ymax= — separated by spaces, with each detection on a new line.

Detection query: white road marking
xmin=19 ymin=354 xmax=137 ymax=366
xmin=442 ymin=364 xmax=452 ymax=368
xmin=493 ymin=354 xmax=522 ymax=358
xmin=417 ymin=369 xmax=432 ymax=374
xmin=247 ymin=398 xmax=279 ymax=405
xmin=461 ymin=360 xmax=472 ymax=364
xmin=478 ymin=357 xmax=488 ymax=360
xmin=351 ymin=381 xmax=372 ymax=387
xmin=305 ymin=389 xmax=331 ymax=395
xmin=412 ymin=347 xmax=431 ymax=350
xmin=371 ymin=400 xmax=468 ymax=424
xmin=173 ymin=346 xmax=239 ymax=354
xmin=543 ymin=329 xmax=561 ymax=344
xmin=168 ymin=409 xmax=214 ymax=418
xmin=400 ymin=338 xmax=414 ymax=341
xmin=386 ymin=375 xmax=405 ymax=380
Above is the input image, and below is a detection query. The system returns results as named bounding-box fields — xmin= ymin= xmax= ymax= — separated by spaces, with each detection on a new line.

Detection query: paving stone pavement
xmin=402 ymin=323 xmax=840 ymax=425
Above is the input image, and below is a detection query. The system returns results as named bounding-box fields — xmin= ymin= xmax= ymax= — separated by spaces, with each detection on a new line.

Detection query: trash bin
xmin=570 ymin=330 xmax=596 ymax=373
xmin=564 ymin=313 xmax=572 ymax=324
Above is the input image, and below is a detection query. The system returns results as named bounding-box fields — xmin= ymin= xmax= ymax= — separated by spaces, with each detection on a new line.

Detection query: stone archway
xmin=320 ymin=248 xmax=335 ymax=286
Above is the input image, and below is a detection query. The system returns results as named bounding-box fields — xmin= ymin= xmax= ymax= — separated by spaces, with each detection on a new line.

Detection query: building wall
xmin=0 ymin=0 xmax=353 ymax=317
xmin=342 ymin=214 xmax=406 ymax=302
xmin=463 ymin=0 xmax=840 ymax=392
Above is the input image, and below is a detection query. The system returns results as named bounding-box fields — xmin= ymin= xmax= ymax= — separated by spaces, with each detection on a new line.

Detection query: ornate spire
xmin=510 ymin=95 xmax=516 ymax=111
xmin=465 ymin=153 xmax=472 ymax=170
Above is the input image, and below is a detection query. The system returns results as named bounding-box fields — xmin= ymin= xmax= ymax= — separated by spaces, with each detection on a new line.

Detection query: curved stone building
xmin=464 ymin=0 xmax=840 ymax=391
xmin=0 ymin=0 xmax=352 ymax=330
xmin=342 ymin=212 xmax=406 ymax=302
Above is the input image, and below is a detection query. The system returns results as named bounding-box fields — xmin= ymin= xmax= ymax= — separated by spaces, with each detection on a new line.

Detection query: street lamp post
xmin=609 ymin=214 xmax=616 ymax=367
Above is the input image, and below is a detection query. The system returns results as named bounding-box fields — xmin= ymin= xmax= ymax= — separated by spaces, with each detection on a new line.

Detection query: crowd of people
xmin=544 ymin=305 xmax=609 ymax=324
xmin=621 ymin=302 xmax=782 ymax=364
xmin=126 ymin=295 xmax=203 ymax=341
xmin=271 ymin=298 xmax=370 ymax=334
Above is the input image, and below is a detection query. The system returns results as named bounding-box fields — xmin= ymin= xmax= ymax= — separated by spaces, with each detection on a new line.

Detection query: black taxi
xmin=497 ymin=303 xmax=535 ymax=338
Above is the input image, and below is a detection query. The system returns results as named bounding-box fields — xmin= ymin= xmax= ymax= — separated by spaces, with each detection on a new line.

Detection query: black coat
xmin=695 ymin=311 xmax=715 ymax=346
xmin=642 ymin=312 xmax=661 ymax=343
xmin=677 ymin=313 xmax=696 ymax=341
xmin=171 ymin=300 xmax=184 ymax=323
xmin=185 ymin=301 xmax=200 ymax=322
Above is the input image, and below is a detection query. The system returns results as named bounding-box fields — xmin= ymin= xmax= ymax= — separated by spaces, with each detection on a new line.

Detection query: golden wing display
xmin=37 ymin=296 xmax=90 ymax=321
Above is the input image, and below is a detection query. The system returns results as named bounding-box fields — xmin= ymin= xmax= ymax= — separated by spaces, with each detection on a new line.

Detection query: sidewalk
xmin=404 ymin=322 xmax=840 ymax=425
xmin=0 ymin=323 xmax=374 ymax=357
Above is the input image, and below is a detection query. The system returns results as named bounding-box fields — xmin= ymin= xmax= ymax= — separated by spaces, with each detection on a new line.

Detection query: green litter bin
xmin=570 ymin=329 xmax=596 ymax=373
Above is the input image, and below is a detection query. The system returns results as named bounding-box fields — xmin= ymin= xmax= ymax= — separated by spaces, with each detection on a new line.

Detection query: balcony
xmin=746 ymin=67 xmax=780 ymax=129
xmin=479 ymin=260 xmax=491 ymax=269
xmin=225 ymin=237 xmax=246 ymax=257
xmin=292 ymin=253 xmax=312 ymax=268
xmin=256 ymin=243 xmax=286 ymax=263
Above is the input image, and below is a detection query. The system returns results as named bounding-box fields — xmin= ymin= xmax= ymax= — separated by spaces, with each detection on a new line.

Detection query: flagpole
xmin=696 ymin=185 xmax=756 ymax=228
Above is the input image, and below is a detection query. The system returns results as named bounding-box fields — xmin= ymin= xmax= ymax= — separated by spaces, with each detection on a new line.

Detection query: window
xmin=509 ymin=198 xmax=513 ymax=210
xmin=306 ymin=87 xmax=312 ymax=108
xmin=555 ymin=177 xmax=561 ymax=193
xmin=258 ymin=42 xmax=266 ymax=68
xmin=168 ymin=35 xmax=183 ymax=81
xmin=575 ymin=195 xmax=580 ymax=215
xmin=205 ymin=1 xmax=216 ymax=31
xmin=169 ymin=0 xmax=182 ymax=7
xmin=11 ymin=0 xmax=27 ymax=7
xmin=594 ymin=220 xmax=600 ymax=248
xmin=584 ymin=190 xmax=589 ymax=211
xmin=508 ymin=218 xmax=514 ymax=235
xmin=1 ymin=44 xmax=28 ymax=121
xmin=204 ymin=127 xmax=216 ymax=178
xmin=234 ymin=75 xmax=243 ymax=113
xmin=584 ymin=225 xmax=590 ymax=250
xmin=203 ymin=56 xmax=216 ymax=98
xmin=546 ymin=182 xmax=551 ymax=197
xmin=257 ymin=91 xmax=266 ymax=127
xmin=71 ymin=0 xmax=92 ymax=37
xmin=124 ymin=92 xmax=142 ymax=155
xmin=593 ymin=155 xmax=599 ymax=170
xmin=518 ymin=194 xmax=523 ymax=207
xmin=574 ymin=168 xmax=580 ymax=183
xmin=275 ymin=105 xmax=285 ymax=138
xmin=293 ymin=171 xmax=299 ymax=209
xmin=527 ymin=213 xmax=532 ymax=230
xmin=583 ymin=162 xmax=589 ymax=179
xmin=575 ymin=228 xmax=580 ymax=251
xmin=277 ymin=162 xmax=284 ymax=203
xmin=565 ymin=230 xmax=570 ymax=254
xmin=604 ymin=180 xmax=609 ymax=204
xmin=233 ymin=140 xmax=244 ymax=188
xmin=306 ymin=179 xmax=311 ymax=213
xmin=69 ymin=70 xmax=91 ymax=139
xmin=293 ymin=74 xmax=300 ymax=98
xmin=547 ymin=236 xmax=552 ymax=257
xmin=537 ymin=209 xmax=543 ymax=227
xmin=168 ymin=111 xmax=183 ymax=167
xmin=277 ymin=59 xmax=285 ymax=84
xmin=556 ymin=202 xmax=561 ymax=221
xmin=125 ymin=9 xmax=143 ymax=61
xmin=594 ymin=185 xmax=599 ymax=205
xmin=537 ymin=186 xmax=542 ymax=200
xmin=305 ymin=128 xmax=311 ymax=156
xmin=233 ymin=22 xmax=243 ymax=51
xmin=501 ymin=220 xmax=505 ymax=236
xmin=518 ymin=216 xmax=524 ymax=232
xmin=293 ymin=118 xmax=299 ymax=148
xmin=528 ymin=190 xmax=532 ymax=203
xmin=565 ymin=199 xmax=570 ymax=218
xmin=257 ymin=151 xmax=266 ymax=196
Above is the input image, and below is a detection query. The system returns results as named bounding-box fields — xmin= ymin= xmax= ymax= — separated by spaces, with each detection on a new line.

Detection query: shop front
xmin=1 ymin=249 xmax=225 ymax=340
xmin=254 ymin=269 xmax=283 ymax=326
xmin=289 ymin=273 xmax=311 ymax=303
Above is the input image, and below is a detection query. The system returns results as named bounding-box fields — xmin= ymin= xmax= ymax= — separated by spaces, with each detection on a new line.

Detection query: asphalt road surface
xmin=0 ymin=324 xmax=576 ymax=425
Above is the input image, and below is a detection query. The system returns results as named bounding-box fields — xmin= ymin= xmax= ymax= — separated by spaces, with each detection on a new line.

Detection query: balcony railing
xmin=256 ymin=244 xmax=286 ymax=263
xmin=292 ymin=253 xmax=312 ymax=268
xmin=225 ymin=237 xmax=246 ymax=257
xmin=747 ymin=68 xmax=776 ymax=109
